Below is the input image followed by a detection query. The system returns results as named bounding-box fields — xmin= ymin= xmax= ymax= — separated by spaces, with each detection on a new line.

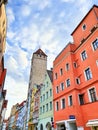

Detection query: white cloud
xmin=38 ymin=0 xmax=51 ymax=10
xmin=17 ymin=49 xmax=28 ymax=69
xmin=27 ymin=0 xmax=51 ymax=10
xmin=6 ymin=56 xmax=18 ymax=74
xmin=61 ymin=0 xmax=74 ymax=2
xmin=6 ymin=7 xmax=15 ymax=26
xmin=7 ymin=30 xmax=16 ymax=40
xmin=40 ymin=29 xmax=55 ymax=44
xmin=5 ymin=75 xmax=28 ymax=118
xmin=75 ymin=0 xmax=92 ymax=15
xmin=20 ymin=5 xmax=31 ymax=17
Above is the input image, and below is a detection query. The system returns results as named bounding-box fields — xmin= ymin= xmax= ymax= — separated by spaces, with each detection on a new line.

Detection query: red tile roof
xmin=34 ymin=48 xmax=47 ymax=57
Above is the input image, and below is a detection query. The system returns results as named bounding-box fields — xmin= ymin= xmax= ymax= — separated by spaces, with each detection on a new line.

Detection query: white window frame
xmin=55 ymin=101 xmax=59 ymax=111
xmin=76 ymin=77 xmax=80 ymax=85
xmin=91 ymin=37 xmax=98 ymax=51
xmin=61 ymin=98 xmax=65 ymax=109
xmin=46 ymin=103 xmax=48 ymax=112
xmin=81 ymin=50 xmax=87 ymax=61
xmin=87 ymin=86 xmax=97 ymax=102
xmin=60 ymin=82 xmax=64 ymax=90
xmin=66 ymin=78 xmax=70 ymax=87
xmin=84 ymin=67 xmax=92 ymax=81
xmin=96 ymin=60 xmax=98 ymax=67
xmin=50 ymin=101 xmax=52 ymax=110
xmin=66 ymin=63 xmax=69 ymax=71
xmin=91 ymin=38 xmax=98 ymax=51
xmin=54 ymin=73 xmax=57 ymax=79
xmin=56 ymin=86 xmax=59 ymax=93
xmin=68 ymin=95 xmax=73 ymax=106
xmin=60 ymin=68 xmax=63 ymax=76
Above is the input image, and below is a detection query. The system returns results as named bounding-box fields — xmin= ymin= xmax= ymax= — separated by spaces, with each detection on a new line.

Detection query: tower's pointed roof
xmin=34 ymin=48 xmax=47 ymax=57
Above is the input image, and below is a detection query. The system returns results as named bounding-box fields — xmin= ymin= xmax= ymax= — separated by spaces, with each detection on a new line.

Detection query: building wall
xmin=53 ymin=5 xmax=98 ymax=130
xmin=0 ymin=3 xmax=7 ymax=54
xmin=38 ymin=70 xmax=53 ymax=130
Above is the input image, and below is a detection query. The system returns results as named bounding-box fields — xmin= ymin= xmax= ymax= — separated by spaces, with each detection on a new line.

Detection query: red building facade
xmin=53 ymin=5 xmax=98 ymax=130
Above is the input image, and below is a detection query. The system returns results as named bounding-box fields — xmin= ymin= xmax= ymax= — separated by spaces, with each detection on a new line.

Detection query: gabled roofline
xmin=71 ymin=4 xmax=98 ymax=35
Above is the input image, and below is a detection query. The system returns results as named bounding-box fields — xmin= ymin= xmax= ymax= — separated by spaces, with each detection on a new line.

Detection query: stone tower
xmin=29 ymin=48 xmax=47 ymax=89
xmin=26 ymin=48 xmax=47 ymax=129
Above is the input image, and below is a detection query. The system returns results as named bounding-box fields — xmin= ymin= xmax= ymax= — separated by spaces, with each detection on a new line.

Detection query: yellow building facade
xmin=0 ymin=0 xmax=7 ymax=56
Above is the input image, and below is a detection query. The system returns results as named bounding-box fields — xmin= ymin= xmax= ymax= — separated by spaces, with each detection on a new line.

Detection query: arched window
xmin=40 ymin=124 xmax=43 ymax=130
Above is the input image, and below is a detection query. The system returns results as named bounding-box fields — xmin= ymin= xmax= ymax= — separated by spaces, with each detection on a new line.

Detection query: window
xmin=56 ymin=86 xmax=59 ymax=93
xmin=40 ymin=96 xmax=42 ymax=102
xmin=50 ymin=101 xmax=52 ymax=110
xmin=50 ymin=89 xmax=52 ymax=96
xmin=66 ymin=63 xmax=69 ymax=71
xmin=46 ymin=103 xmax=48 ymax=111
xmin=79 ymin=94 xmax=84 ymax=105
xmin=46 ymin=81 xmax=49 ymax=87
xmin=92 ymin=39 xmax=98 ymax=51
xmin=54 ymin=73 xmax=57 ymax=79
xmin=81 ymin=50 xmax=87 ymax=61
xmin=40 ymin=107 xmax=42 ymax=114
xmin=46 ymin=92 xmax=48 ymax=99
xmin=60 ymin=68 xmax=63 ymax=75
xmin=68 ymin=95 xmax=73 ymax=106
xmin=76 ymin=78 xmax=80 ymax=85
xmin=66 ymin=79 xmax=70 ymax=87
xmin=85 ymin=68 xmax=92 ymax=80
xmin=43 ymin=105 xmax=45 ymax=113
xmin=82 ymin=24 xmax=86 ymax=30
xmin=56 ymin=101 xmax=59 ymax=111
xmin=73 ymin=62 xmax=77 ymax=68
xmin=61 ymin=98 xmax=65 ymax=109
xmin=89 ymin=88 xmax=97 ymax=102
xmin=43 ymin=94 xmax=45 ymax=101
xmin=60 ymin=82 xmax=64 ymax=90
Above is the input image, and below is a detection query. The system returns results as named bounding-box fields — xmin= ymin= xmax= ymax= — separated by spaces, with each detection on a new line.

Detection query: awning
xmin=86 ymin=119 xmax=98 ymax=127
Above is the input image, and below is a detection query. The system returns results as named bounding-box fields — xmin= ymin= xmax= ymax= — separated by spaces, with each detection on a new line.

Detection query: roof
xmin=19 ymin=100 xmax=26 ymax=107
xmin=47 ymin=70 xmax=53 ymax=82
xmin=34 ymin=48 xmax=47 ymax=57
xmin=71 ymin=4 xmax=98 ymax=35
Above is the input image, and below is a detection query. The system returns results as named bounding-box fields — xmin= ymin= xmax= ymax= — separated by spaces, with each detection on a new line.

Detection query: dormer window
xmin=82 ymin=24 xmax=86 ymax=30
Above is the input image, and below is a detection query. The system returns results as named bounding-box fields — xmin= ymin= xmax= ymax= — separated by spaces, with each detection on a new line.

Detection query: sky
xmin=4 ymin=0 xmax=98 ymax=118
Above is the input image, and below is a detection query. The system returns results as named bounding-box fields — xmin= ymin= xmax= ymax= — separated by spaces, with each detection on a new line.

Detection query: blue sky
xmin=4 ymin=0 xmax=98 ymax=118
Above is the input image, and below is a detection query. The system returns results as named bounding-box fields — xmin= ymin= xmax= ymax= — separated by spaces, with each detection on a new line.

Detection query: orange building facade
xmin=53 ymin=5 xmax=98 ymax=130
